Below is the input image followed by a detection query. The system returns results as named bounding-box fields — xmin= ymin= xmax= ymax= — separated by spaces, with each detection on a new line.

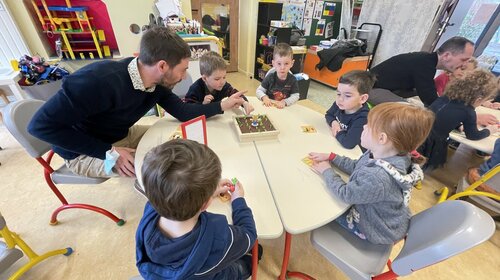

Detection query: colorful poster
xmin=325 ymin=21 xmax=334 ymax=38
xmin=303 ymin=18 xmax=312 ymax=36
xmin=304 ymin=0 xmax=315 ymax=19
xmin=313 ymin=0 xmax=324 ymax=19
xmin=281 ymin=0 xmax=307 ymax=29
xmin=323 ymin=2 xmax=336 ymax=16
xmin=315 ymin=19 xmax=325 ymax=36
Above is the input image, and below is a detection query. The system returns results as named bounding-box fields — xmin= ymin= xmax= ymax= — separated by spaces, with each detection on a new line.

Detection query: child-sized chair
xmin=310 ymin=200 xmax=495 ymax=280
xmin=0 ymin=211 xmax=72 ymax=280
xmin=2 ymin=99 xmax=125 ymax=226
xmin=435 ymin=165 xmax=500 ymax=215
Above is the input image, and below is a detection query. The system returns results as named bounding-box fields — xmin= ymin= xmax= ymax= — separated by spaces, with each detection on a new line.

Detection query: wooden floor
xmin=0 ymin=72 xmax=497 ymax=279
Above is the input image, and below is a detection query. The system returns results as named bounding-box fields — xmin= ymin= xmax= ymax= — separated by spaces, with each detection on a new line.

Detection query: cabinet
xmin=303 ymin=49 xmax=369 ymax=88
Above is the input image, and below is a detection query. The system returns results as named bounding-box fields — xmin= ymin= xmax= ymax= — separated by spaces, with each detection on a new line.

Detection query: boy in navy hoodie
xmin=325 ymin=70 xmax=376 ymax=150
xmin=136 ymin=139 xmax=258 ymax=280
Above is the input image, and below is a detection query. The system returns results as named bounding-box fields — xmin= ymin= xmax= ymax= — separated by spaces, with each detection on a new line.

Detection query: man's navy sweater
xmin=28 ymin=58 xmax=223 ymax=160
xmin=371 ymin=52 xmax=438 ymax=106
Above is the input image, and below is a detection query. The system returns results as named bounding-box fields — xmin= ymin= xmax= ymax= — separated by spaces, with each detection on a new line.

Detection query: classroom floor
xmin=0 ymin=72 xmax=498 ymax=279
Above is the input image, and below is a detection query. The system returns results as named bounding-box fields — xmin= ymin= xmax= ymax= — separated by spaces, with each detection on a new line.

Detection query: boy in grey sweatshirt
xmin=309 ymin=103 xmax=434 ymax=244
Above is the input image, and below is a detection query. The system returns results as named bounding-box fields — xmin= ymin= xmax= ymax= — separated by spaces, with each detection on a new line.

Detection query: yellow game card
xmin=301 ymin=125 xmax=317 ymax=133
xmin=302 ymin=156 xmax=314 ymax=167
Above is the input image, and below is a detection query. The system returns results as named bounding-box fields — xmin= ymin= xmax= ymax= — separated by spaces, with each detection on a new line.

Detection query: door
xmin=192 ymin=0 xmax=238 ymax=72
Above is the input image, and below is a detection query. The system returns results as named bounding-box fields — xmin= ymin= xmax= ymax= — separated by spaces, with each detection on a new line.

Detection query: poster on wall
xmin=313 ymin=0 xmax=324 ymax=19
xmin=281 ymin=0 xmax=307 ymax=29
xmin=315 ymin=19 xmax=325 ymax=36
xmin=304 ymin=0 xmax=315 ymax=19
xmin=323 ymin=2 xmax=336 ymax=16
xmin=325 ymin=21 xmax=334 ymax=38
xmin=303 ymin=18 xmax=312 ymax=36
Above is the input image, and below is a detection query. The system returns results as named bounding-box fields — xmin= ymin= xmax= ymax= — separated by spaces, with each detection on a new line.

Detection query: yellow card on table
xmin=301 ymin=125 xmax=317 ymax=133
xmin=302 ymin=156 xmax=314 ymax=167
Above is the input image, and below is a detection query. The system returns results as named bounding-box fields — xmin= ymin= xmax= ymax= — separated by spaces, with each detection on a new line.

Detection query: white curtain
xmin=0 ymin=0 xmax=29 ymax=70
xmin=339 ymin=0 xmax=353 ymax=39
xmin=358 ymin=0 xmax=445 ymax=66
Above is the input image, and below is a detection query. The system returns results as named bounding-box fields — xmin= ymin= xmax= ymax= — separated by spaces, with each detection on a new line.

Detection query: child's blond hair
xmin=445 ymin=69 xmax=498 ymax=106
xmin=368 ymin=103 xmax=434 ymax=153
xmin=199 ymin=51 xmax=227 ymax=76
xmin=273 ymin=43 xmax=293 ymax=59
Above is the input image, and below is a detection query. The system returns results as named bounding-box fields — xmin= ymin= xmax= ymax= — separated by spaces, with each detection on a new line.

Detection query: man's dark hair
xmin=339 ymin=70 xmax=377 ymax=94
xmin=141 ymin=139 xmax=221 ymax=221
xmin=437 ymin=36 xmax=474 ymax=55
xmin=139 ymin=27 xmax=191 ymax=67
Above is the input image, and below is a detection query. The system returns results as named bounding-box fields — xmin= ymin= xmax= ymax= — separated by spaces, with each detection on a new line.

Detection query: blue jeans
xmin=335 ymin=210 xmax=367 ymax=240
xmin=479 ymin=138 xmax=500 ymax=175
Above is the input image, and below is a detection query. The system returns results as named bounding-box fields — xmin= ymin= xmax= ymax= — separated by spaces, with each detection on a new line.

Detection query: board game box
xmin=233 ymin=114 xmax=279 ymax=142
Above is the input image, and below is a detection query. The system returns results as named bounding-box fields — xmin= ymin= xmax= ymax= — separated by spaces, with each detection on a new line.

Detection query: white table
xmin=449 ymin=106 xmax=500 ymax=154
xmin=0 ymin=70 xmax=26 ymax=101
xmin=134 ymin=104 xmax=283 ymax=240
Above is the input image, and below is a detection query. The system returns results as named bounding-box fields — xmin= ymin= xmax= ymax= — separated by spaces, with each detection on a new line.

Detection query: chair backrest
xmin=172 ymin=60 xmax=201 ymax=98
xmin=2 ymin=99 xmax=51 ymax=158
xmin=391 ymin=200 xmax=495 ymax=276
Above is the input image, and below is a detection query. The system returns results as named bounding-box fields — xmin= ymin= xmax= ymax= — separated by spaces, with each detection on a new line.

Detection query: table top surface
xmin=449 ymin=106 xmax=500 ymax=154
xmin=135 ymin=97 xmax=362 ymax=237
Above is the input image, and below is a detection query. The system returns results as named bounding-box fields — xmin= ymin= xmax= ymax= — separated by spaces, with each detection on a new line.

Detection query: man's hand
xmin=476 ymin=113 xmax=498 ymax=126
xmin=243 ymin=101 xmax=255 ymax=115
xmin=113 ymin=147 xmax=136 ymax=177
xmin=486 ymin=124 xmax=499 ymax=135
xmin=221 ymin=91 xmax=246 ymax=111
xmin=203 ymin=94 xmax=214 ymax=104
xmin=262 ymin=96 xmax=272 ymax=107
xmin=482 ymin=100 xmax=500 ymax=110
xmin=330 ymin=121 xmax=341 ymax=136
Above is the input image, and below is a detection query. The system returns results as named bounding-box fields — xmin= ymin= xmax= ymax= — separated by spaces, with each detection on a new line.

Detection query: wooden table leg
xmin=0 ymin=88 xmax=10 ymax=104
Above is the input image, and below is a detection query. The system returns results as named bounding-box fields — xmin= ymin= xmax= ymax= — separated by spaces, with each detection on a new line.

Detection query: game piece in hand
xmin=229 ymin=177 xmax=238 ymax=192
xmin=301 ymin=125 xmax=317 ymax=133
xmin=219 ymin=191 xmax=231 ymax=202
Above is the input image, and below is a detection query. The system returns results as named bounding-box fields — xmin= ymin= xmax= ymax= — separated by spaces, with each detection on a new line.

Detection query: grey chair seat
xmin=0 ymin=242 xmax=23 ymax=273
xmin=311 ymin=222 xmax=392 ymax=280
xmin=51 ymin=164 xmax=108 ymax=185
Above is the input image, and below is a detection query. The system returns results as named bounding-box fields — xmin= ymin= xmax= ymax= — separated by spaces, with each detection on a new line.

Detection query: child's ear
xmin=378 ymin=132 xmax=388 ymax=144
xmin=201 ymin=75 xmax=208 ymax=83
xmin=360 ymin=93 xmax=369 ymax=103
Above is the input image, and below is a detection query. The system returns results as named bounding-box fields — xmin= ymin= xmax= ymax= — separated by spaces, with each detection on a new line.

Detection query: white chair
xmin=2 ymin=99 xmax=125 ymax=226
xmin=311 ymin=200 xmax=495 ymax=280
xmin=172 ymin=60 xmax=201 ymax=98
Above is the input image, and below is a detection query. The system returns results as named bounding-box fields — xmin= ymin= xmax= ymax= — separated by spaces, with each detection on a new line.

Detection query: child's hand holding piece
xmin=203 ymin=94 xmax=214 ymax=104
xmin=274 ymin=100 xmax=286 ymax=109
xmin=230 ymin=179 xmax=244 ymax=201
xmin=330 ymin=121 xmax=341 ymax=136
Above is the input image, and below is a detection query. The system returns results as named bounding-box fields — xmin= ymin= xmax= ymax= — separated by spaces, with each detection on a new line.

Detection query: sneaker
xmin=134 ymin=179 xmax=147 ymax=198
xmin=466 ymin=168 xmax=500 ymax=196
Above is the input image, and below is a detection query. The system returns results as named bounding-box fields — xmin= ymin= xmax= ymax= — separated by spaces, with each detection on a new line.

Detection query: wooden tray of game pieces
xmin=233 ymin=114 xmax=280 ymax=142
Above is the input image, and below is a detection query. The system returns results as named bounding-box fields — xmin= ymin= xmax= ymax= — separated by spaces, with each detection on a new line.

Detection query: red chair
xmin=3 ymin=99 xmax=125 ymax=226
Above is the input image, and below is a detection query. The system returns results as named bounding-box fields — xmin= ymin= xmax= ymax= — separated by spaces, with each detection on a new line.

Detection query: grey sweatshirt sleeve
xmin=331 ymin=155 xmax=358 ymax=175
xmin=321 ymin=167 xmax=387 ymax=204
xmin=284 ymin=93 xmax=300 ymax=106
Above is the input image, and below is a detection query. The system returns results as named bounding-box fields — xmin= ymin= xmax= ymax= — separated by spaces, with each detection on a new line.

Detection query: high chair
xmin=435 ymin=165 xmax=500 ymax=214
xmin=310 ymin=200 xmax=495 ymax=280
xmin=2 ymin=99 xmax=125 ymax=226
xmin=0 ymin=211 xmax=72 ymax=280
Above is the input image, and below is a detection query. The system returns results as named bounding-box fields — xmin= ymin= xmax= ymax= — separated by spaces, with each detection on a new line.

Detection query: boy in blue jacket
xmin=136 ymin=139 xmax=258 ymax=279
xmin=325 ymin=70 xmax=376 ymax=150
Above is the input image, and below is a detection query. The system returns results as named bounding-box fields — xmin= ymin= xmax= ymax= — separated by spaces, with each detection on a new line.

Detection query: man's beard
xmin=159 ymin=71 xmax=182 ymax=89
